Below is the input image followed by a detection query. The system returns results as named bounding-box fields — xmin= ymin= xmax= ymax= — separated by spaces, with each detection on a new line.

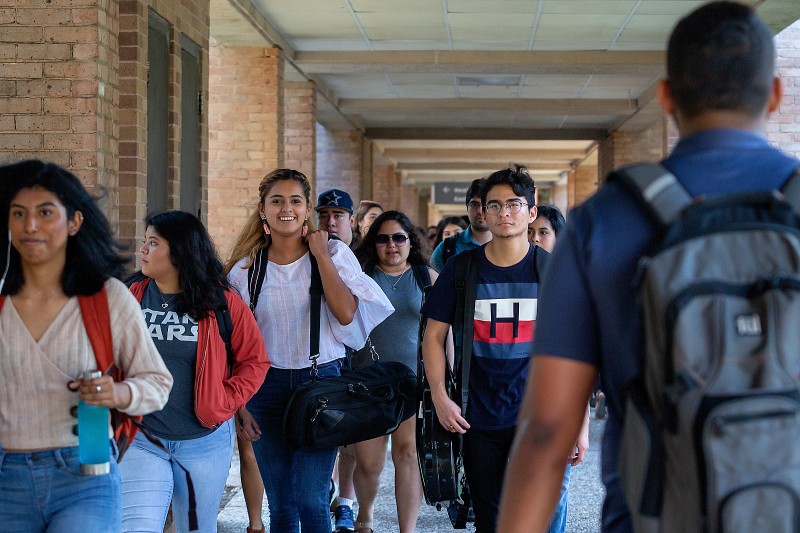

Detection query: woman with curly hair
xmin=120 ymin=210 xmax=269 ymax=533
xmin=352 ymin=210 xmax=438 ymax=533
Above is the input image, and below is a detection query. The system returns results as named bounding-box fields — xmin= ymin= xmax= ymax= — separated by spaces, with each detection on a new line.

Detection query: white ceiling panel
xmin=350 ymin=0 xmax=441 ymax=14
xmin=364 ymin=25 xmax=448 ymax=41
xmin=447 ymin=0 xmax=540 ymax=15
xmin=211 ymin=0 xmax=800 ymax=190
xmin=291 ymin=39 xmax=371 ymax=51
xmin=636 ymin=1 xmax=708 ymax=16
xmin=541 ymin=0 xmax=636 ymax=15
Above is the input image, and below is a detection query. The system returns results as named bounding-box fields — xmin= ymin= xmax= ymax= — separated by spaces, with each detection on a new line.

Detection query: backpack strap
xmin=610 ymin=163 xmax=693 ymax=227
xmin=247 ymin=246 xmax=269 ymax=314
xmin=533 ymin=244 xmax=549 ymax=280
xmin=452 ymin=249 xmax=478 ymax=412
xmin=78 ymin=287 xmax=115 ymax=375
xmin=215 ymin=290 xmax=235 ymax=376
xmin=412 ymin=263 xmax=432 ymax=289
xmin=441 ymin=233 xmax=459 ymax=267
xmin=308 ymin=252 xmax=323 ymax=373
xmin=781 ymin=166 xmax=800 ymax=214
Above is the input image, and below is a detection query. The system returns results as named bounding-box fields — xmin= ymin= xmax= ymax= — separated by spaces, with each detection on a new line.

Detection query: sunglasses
xmin=375 ymin=233 xmax=409 ymax=246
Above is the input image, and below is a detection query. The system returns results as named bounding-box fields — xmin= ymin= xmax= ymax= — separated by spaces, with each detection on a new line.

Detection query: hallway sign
xmin=432 ymin=182 xmax=470 ymax=204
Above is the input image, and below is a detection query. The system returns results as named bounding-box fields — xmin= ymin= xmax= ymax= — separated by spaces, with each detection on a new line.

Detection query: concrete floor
xmin=217 ymin=413 xmax=606 ymax=532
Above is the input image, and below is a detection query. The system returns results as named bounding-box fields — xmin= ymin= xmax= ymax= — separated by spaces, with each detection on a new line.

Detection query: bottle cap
xmin=82 ymin=370 xmax=102 ymax=381
xmin=81 ymin=462 xmax=111 ymax=475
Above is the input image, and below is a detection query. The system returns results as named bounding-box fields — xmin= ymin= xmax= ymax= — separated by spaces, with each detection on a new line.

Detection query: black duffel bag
xmin=282 ymin=359 xmax=416 ymax=449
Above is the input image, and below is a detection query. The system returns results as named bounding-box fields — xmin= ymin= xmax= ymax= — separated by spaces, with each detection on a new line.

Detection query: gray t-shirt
xmin=353 ymin=267 xmax=422 ymax=373
xmin=140 ymin=282 xmax=212 ymax=440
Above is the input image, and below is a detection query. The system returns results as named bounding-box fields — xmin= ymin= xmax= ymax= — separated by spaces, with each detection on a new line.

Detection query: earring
xmin=302 ymin=223 xmax=308 ymax=238
xmin=260 ymin=215 xmax=271 ymax=236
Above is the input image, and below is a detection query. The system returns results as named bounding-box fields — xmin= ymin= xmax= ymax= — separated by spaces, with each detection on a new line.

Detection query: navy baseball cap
xmin=315 ymin=189 xmax=354 ymax=213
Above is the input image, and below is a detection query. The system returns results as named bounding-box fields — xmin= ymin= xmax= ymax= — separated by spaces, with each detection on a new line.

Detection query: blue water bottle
xmin=78 ymin=370 xmax=111 ymax=475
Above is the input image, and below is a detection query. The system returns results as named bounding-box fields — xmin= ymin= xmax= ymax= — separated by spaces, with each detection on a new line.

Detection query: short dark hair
xmin=667 ymin=1 xmax=775 ymax=119
xmin=466 ymin=178 xmax=485 ymax=204
xmin=481 ymin=163 xmax=536 ymax=206
xmin=535 ymin=205 xmax=566 ymax=236
xmin=142 ymin=210 xmax=228 ymax=320
xmin=355 ymin=210 xmax=430 ymax=271
xmin=1 ymin=160 xmax=129 ymax=296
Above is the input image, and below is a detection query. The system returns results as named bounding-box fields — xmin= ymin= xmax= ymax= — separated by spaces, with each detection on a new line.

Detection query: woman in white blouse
xmin=0 ymin=160 xmax=172 ymax=532
xmin=225 ymin=169 xmax=393 ymax=533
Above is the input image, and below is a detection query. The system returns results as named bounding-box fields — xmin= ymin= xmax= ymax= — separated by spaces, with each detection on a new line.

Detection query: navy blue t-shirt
xmin=532 ymin=129 xmax=800 ymax=531
xmin=422 ymin=245 xmax=541 ymax=430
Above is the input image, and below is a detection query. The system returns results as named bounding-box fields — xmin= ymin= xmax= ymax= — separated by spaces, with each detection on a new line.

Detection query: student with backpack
xmin=225 ymin=169 xmax=393 ymax=533
xmin=0 ymin=160 xmax=173 ymax=532
xmin=498 ymin=3 xmax=800 ymax=532
xmin=120 ymin=211 xmax=269 ymax=533
xmin=430 ymin=178 xmax=492 ymax=272
xmin=422 ymin=165 xmax=587 ymax=533
xmin=351 ymin=210 xmax=439 ymax=533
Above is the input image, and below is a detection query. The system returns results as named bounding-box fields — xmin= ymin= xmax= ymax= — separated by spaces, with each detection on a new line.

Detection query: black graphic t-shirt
xmin=140 ymin=282 xmax=213 ymax=440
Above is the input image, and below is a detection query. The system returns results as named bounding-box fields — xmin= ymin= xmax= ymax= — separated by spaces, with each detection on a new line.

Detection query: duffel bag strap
xmin=308 ymin=252 xmax=323 ymax=376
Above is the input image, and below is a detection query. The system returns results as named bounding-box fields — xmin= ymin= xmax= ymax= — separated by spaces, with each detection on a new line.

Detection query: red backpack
xmin=0 ymin=287 xmax=141 ymax=461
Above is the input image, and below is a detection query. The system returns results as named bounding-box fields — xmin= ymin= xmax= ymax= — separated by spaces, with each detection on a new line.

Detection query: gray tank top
xmin=352 ymin=267 xmax=423 ymax=373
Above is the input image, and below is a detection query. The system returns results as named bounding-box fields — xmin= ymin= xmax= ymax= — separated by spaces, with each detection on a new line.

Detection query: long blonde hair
xmin=225 ymin=168 xmax=316 ymax=272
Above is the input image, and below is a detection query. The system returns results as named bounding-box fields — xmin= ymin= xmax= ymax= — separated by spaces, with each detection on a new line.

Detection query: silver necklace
xmin=156 ymin=286 xmax=178 ymax=309
xmin=380 ymin=267 xmax=410 ymax=291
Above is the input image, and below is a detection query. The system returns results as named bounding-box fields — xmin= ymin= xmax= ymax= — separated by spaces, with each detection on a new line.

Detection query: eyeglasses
xmin=485 ymin=200 xmax=529 ymax=215
xmin=375 ymin=233 xmax=409 ymax=246
xmin=467 ymin=201 xmax=483 ymax=211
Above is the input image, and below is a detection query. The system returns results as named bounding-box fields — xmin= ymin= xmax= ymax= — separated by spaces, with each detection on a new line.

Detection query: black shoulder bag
xmin=247 ymin=245 xmax=418 ymax=449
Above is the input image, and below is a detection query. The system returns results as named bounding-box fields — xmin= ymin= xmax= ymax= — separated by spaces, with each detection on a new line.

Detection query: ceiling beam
xmin=341 ymin=98 xmax=635 ymax=114
xmin=366 ymin=127 xmax=606 ymax=141
xmin=381 ymin=147 xmax=584 ymax=163
xmin=295 ymin=50 xmax=665 ymax=75
xmin=221 ymin=0 xmax=296 ymax=57
xmin=396 ymin=161 xmax=572 ymax=174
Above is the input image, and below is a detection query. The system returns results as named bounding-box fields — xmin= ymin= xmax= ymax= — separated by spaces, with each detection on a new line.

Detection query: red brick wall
xmin=284 ymin=81 xmax=315 ymax=190
xmin=568 ymin=164 xmax=598 ymax=208
xmin=768 ymin=21 xmax=800 ymax=159
xmin=598 ymin=118 xmax=667 ymax=182
xmin=370 ymin=159 xmax=397 ymax=210
xmin=316 ymin=124 xmax=364 ymax=202
xmin=207 ymin=42 xmax=284 ymax=259
xmin=118 ymin=0 xmax=210 ymax=246
xmin=0 ymin=1 xmax=118 ymax=207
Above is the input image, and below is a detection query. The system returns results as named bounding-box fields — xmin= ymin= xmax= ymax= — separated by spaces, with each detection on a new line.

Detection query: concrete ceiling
xmin=210 ymin=0 xmax=800 ymax=192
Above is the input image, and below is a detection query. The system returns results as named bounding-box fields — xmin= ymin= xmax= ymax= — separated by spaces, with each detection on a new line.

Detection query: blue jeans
xmin=0 ymin=444 xmax=121 ymax=533
xmin=119 ymin=418 xmax=235 ymax=533
xmin=463 ymin=426 xmax=571 ymax=533
xmin=548 ymin=464 xmax=571 ymax=533
xmin=247 ymin=360 xmax=342 ymax=533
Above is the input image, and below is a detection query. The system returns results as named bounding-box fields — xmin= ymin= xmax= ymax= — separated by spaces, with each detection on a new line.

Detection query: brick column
xmin=0 ymin=1 xmax=119 ymax=213
xmin=598 ymin=118 xmax=668 ymax=183
xmin=207 ymin=41 xmax=284 ymax=258
xmin=370 ymin=156 xmax=396 ymax=209
xmin=316 ymin=124 xmax=364 ymax=202
xmin=284 ymin=81 xmax=316 ymax=189
xmin=768 ymin=20 xmax=800 ymax=159
xmin=401 ymin=183 xmax=421 ymax=224
xmin=568 ymin=164 xmax=598 ymax=208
